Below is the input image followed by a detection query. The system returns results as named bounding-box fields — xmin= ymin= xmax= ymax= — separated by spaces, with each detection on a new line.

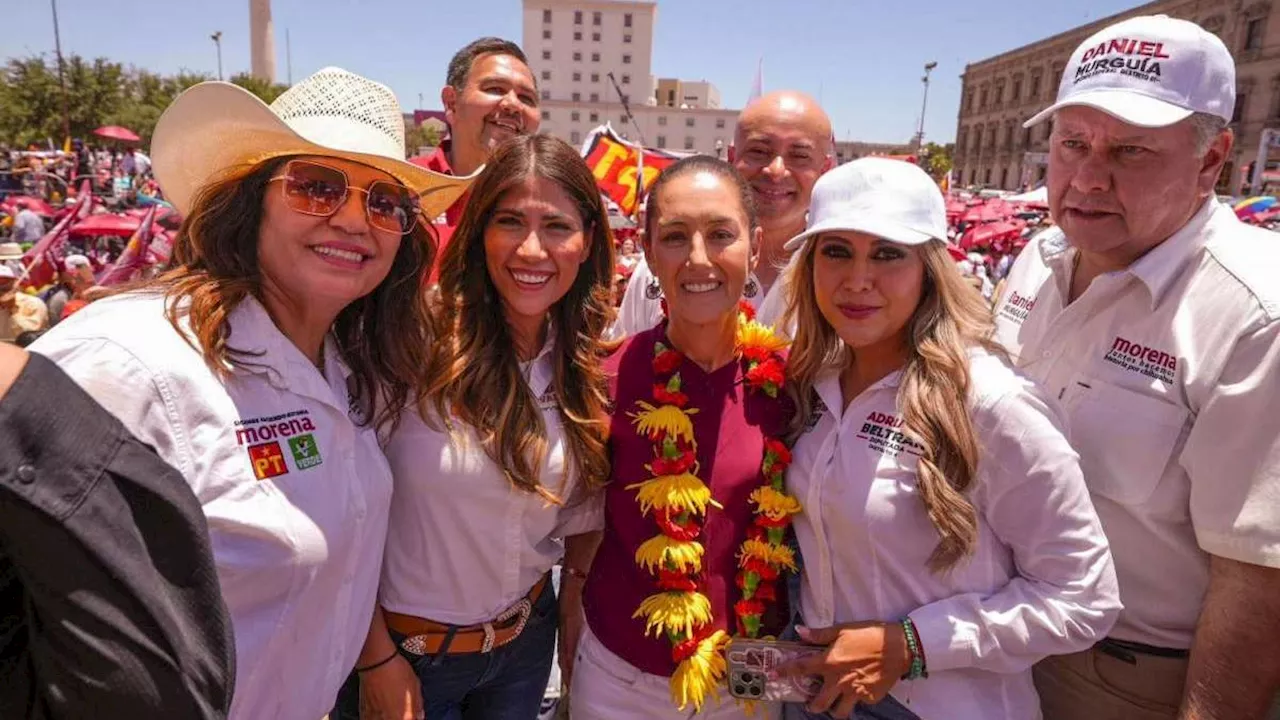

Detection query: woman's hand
xmin=358 ymin=654 xmax=423 ymax=720
xmin=774 ymin=622 xmax=912 ymax=717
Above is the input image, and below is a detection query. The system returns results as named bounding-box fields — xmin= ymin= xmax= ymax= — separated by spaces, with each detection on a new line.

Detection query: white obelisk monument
xmin=250 ymin=0 xmax=276 ymax=83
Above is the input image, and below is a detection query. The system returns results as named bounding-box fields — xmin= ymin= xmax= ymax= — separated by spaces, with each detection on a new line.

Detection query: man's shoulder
xmin=1202 ymin=220 xmax=1280 ymax=322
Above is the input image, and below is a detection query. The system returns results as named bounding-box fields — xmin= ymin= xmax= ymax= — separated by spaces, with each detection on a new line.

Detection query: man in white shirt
xmin=11 ymin=201 xmax=44 ymax=245
xmin=611 ymin=91 xmax=833 ymax=336
xmin=994 ymin=16 xmax=1280 ymax=720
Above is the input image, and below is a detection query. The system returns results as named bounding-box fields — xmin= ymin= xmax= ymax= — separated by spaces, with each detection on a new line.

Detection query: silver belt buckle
xmin=484 ymin=597 xmax=533 ymax=653
xmin=480 ymin=622 xmax=497 ymax=654
xmin=400 ymin=634 xmax=429 ymax=656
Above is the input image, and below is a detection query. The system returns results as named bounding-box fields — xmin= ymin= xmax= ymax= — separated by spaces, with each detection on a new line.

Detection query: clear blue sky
xmin=2 ymin=0 xmax=1148 ymax=144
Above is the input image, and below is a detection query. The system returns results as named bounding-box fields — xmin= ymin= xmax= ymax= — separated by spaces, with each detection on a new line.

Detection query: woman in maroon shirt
xmin=565 ymin=156 xmax=799 ymax=718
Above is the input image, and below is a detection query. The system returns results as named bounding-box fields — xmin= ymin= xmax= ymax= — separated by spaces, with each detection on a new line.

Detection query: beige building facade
xmin=955 ymin=0 xmax=1274 ymax=195
xmin=522 ymin=0 xmax=737 ymax=156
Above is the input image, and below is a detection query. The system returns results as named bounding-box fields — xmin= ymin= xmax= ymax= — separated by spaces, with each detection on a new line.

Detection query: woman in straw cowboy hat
xmin=32 ymin=66 xmax=476 ymax=719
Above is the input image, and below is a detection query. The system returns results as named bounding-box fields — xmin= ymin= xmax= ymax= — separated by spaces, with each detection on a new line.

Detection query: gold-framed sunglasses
xmin=268 ymin=159 xmax=421 ymax=235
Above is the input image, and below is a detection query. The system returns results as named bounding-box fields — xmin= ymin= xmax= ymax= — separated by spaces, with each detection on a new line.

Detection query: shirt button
xmin=1042 ymin=350 xmax=1052 ymax=358
xmin=16 ymin=464 xmax=35 ymax=484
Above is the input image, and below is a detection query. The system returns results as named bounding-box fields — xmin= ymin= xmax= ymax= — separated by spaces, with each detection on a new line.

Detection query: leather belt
xmin=384 ymin=573 xmax=550 ymax=657
xmin=1096 ymin=637 xmax=1190 ymax=665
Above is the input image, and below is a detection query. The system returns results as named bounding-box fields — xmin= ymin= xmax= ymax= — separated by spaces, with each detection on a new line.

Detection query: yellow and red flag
xmin=581 ymin=125 xmax=685 ymax=218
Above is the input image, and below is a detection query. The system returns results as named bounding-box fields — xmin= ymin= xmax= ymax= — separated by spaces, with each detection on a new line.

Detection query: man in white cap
xmin=993 ymin=15 xmax=1280 ymax=720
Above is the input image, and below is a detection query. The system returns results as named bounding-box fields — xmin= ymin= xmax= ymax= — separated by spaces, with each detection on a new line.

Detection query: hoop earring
xmin=742 ymin=277 xmax=760 ymax=299
xmin=644 ymin=276 xmax=663 ymax=300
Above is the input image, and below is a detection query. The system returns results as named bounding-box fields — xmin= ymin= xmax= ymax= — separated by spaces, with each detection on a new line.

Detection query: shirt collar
xmin=1126 ymin=195 xmax=1219 ymax=309
xmin=520 ymin=328 xmax=558 ymax=400
xmin=226 ymin=296 xmax=351 ymax=386
xmin=812 ymin=359 xmax=902 ymax=421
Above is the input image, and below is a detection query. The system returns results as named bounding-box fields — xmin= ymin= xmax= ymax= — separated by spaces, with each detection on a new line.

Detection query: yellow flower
xmin=628 ymin=473 xmax=722 ymax=515
xmin=635 ymin=535 xmax=704 ymax=574
xmin=736 ymin=318 xmax=790 ymax=355
xmin=670 ymin=630 xmax=730 ymax=711
xmin=748 ymin=486 xmax=802 ymax=520
xmin=630 ymin=401 xmax=697 ymax=444
xmin=633 ymin=591 xmax=713 ymax=638
xmin=739 ymin=538 xmax=798 ymax=571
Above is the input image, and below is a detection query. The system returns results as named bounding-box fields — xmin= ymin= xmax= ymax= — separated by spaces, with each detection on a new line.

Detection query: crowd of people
xmin=1 ymin=15 xmax=1277 ymax=720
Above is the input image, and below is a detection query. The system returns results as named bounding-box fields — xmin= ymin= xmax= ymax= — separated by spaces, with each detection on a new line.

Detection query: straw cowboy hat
xmin=150 ymin=66 xmax=477 ymax=220
xmin=0 ymin=243 xmax=23 ymax=261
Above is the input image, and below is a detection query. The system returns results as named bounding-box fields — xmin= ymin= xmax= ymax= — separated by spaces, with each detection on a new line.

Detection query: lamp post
xmin=916 ymin=61 xmax=938 ymax=154
xmin=211 ymin=31 xmax=223 ymax=81
xmin=50 ymin=0 xmax=71 ymax=147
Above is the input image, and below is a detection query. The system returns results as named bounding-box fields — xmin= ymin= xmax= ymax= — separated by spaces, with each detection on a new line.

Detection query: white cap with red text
xmin=784 ymin=157 xmax=947 ymax=251
xmin=1024 ymin=15 xmax=1235 ymax=128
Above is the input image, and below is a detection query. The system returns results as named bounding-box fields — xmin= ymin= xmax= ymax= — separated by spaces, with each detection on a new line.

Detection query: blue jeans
xmin=333 ymin=582 xmax=558 ymax=720
xmin=784 ymin=694 xmax=922 ymax=720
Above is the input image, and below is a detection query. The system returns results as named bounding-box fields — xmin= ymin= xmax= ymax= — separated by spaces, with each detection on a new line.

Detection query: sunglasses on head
xmin=269 ymin=159 xmax=420 ymax=235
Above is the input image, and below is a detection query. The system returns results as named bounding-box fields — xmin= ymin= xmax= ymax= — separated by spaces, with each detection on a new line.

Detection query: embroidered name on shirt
xmin=857 ymin=411 xmax=924 ymax=458
xmin=1104 ymin=336 xmax=1177 ymax=384
xmin=997 ymin=291 xmax=1036 ymax=326
xmin=248 ymin=441 xmax=289 ymax=479
xmin=538 ymin=386 xmax=559 ymax=411
xmin=235 ymin=409 xmax=317 ymax=446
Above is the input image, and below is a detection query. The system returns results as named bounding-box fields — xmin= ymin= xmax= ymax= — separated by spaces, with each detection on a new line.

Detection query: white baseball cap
xmin=63 ymin=254 xmax=92 ymax=270
xmin=0 ymin=265 xmax=16 ymax=280
xmin=784 ymin=157 xmax=947 ymax=252
xmin=1025 ymin=15 xmax=1235 ymax=128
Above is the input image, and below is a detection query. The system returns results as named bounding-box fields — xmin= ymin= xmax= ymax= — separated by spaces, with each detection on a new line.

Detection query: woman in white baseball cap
xmin=31 ymin=67 xmax=477 ymax=719
xmin=772 ymin=157 xmax=1120 ymax=720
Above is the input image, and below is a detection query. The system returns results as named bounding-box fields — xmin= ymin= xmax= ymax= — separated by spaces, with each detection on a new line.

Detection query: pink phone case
xmin=725 ymin=638 xmax=824 ymax=703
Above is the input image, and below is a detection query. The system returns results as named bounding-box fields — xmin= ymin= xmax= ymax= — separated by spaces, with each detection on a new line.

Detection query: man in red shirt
xmin=413 ymin=37 xmax=541 ymax=267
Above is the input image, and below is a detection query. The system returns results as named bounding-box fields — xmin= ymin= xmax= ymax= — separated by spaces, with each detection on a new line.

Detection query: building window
xmin=716 ymin=118 xmax=725 ymax=129
xmin=657 ymin=135 xmax=667 ymax=148
xmin=543 ymin=29 xmax=551 ymax=40
xmin=1022 ymin=125 xmax=1032 ymax=147
xmin=571 ymin=111 xmax=580 ymax=122
xmin=593 ymin=11 xmax=601 ymax=25
xmin=622 ymin=74 xmax=631 ymax=85
xmin=685 ymin=117 xmax=695 ymax=127
xmin=541 ymin=110 xmax=550 ymax=120
xmin=592 ymin=32 xmax=601 ymax=42
xmin=620 ymin=114 xmax=628 ymax=123
xmin=573 ymin=72 xmax=581 ymax=82
xmin=658 ymin=116 xmax=667 ymax=126
xmin=574 ymin=31 xmax=582 ymax=41
xmin=571 ymin=131 xmax=581 ymax=144
xmin=1000 ymin=168 xmax=1009 ymax=188
xmin=1030 ymin=74 xmax=1041 ymax=99
xmin=590 ymin=92 xmax=599 ymax=102
xmin=623 ymin=54 xmax=632 ymax=64
xmin=592 ymin=52 xmax=601 ymax=62
xmin=964 ymin=91 xmax=973 ymax=114
xmin=591 ymin=73 xmax=600 ymax=83
xmin=624 ymin=34 xmax=632 ymax=43
xmin=541 ymin=70 xmax=551 ymax=81
xmin=684 ymin=137 xmax=695 ymax=150
xmin=541 ymin=90 xmax=550 ymax=100
xmin=542 ymin=50 xmax=551 ymax=60
xmin=543 ymin=9 xmax=552 ymax=23
xmin=574 ymin=10 xmax=582 ymax=24
xmin=1234 ymin=92 xmax=1248 ymax=123
xmin=589 ymin=112 xmax=599 ymax=122
xmin=625 ymin=12 xmax=633 ymax=27
xmin=1012 ymin=78 xmax=1022 ymax=101
xmin=979 ymin=88 xmax=988 ymax=109
xmin=573 ymin=52 xmax=582 ymax=62
xmin=572 ymin=92 xmax=581 ymax=102
xmin=984 ymin=168 xmax=992 ymax=184
xmin=1246 ymin=18 xmax=1266 ymax=51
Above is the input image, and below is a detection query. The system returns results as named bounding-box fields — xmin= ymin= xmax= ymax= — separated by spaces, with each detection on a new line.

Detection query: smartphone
xmin=725 ymin=638 xmax=824 ymax=703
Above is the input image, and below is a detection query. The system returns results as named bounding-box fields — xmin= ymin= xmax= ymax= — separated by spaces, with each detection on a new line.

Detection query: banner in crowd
xmin=580 ymin=124 xmax=686 ymax=217
xmin=19 ymin=179 xmax=93 ymax=290
xmin=98 ymin=205 xmax=158 ymax=286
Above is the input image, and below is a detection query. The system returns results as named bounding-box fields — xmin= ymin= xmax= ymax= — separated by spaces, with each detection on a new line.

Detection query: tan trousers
xmin=1034 ymin=647 xmax=1188 ymax=720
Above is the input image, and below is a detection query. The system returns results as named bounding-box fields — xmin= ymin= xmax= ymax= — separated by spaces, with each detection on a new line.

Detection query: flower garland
xmin=626 ymin=301 xmax=802 ymax=711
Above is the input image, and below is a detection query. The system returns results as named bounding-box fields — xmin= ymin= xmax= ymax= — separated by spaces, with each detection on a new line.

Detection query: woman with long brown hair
xmin=29 ymin=68 xmax=473 ymax=719
xmin=773 ymin=158 xmax=1120 ymax=720
xmin=342 ymin=133 xmax=616 ymax=720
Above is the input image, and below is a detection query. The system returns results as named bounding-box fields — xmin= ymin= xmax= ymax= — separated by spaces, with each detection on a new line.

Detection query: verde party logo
xmin=288 ymin=433 xmax=324 ymax=470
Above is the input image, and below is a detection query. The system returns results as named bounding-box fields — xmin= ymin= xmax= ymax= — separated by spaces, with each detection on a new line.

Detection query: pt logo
xmin=248 ymin=441 xmax=289 ymax=480
xmin=288 ymin=433 xmax=324 ymax=470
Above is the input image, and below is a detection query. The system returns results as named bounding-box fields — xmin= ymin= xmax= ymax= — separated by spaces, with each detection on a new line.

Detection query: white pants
xmin=569 ymin=625 xmax=780 ymax=720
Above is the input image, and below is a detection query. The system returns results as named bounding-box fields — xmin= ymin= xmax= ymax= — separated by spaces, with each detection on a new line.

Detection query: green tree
xmin=404 ymin=122 xmax=443 ymax=158
xmin=229 ymin=72 xmax=289 ymax=104
xmin=921 ymin=142 xmax=954 ymax=179
xmin=0 ymin=56 xmax=64 ymax=147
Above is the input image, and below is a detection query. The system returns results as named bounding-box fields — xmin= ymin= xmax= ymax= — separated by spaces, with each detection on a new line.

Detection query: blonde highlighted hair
xmin=784 ymin=238 xmax=1004 ymax=572
xmin=421 ymin=134 xmax=616 ymax=503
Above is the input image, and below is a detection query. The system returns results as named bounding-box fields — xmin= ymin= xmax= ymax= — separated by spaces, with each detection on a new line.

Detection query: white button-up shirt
xmin=994 ymin=198 xmax=1280 ymax=648
xmin=31 ymin=293 xmax=393 ymax=720
xmin=790 ymin=349 xmax=1119 ymax=720
xmin=609 ymin=256 xmax=787 ymax=339
xmin=379 ymin=341 xmax=604 ymax=625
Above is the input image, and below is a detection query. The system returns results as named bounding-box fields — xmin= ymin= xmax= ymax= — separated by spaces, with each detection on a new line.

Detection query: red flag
xmin=99 ymin=205 xmax=157 ymax=286
xmin=580 ymin=125 xmax=684 ymax=218
xmin=19 ymin=179 xmax=93 ymax=290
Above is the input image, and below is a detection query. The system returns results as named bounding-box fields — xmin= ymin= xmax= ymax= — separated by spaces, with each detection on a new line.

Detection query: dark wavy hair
xmin=424 ymin=133 xmax=616 ymax=502
xmin=136 ymin=155 xmax=436 ymax=435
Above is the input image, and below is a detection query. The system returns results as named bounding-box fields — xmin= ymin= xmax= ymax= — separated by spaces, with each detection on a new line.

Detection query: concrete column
xmin=250 ymin=0 xmax=276 ymax=84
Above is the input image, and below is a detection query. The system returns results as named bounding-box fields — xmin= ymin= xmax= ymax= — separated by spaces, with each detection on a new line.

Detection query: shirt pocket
xmin=1065 ymin=377 xmax=1188 ymax=507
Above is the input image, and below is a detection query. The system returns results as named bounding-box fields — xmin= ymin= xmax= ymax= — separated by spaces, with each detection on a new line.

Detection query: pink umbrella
xmin=68 ymin=213 xmax=143 ymax=238
xmin=1 ymin=195 xmax=56 ymax=217
xmin=960 ymin=220 xmax=1024 ymax=250
xmin=93 ymin=125 xmax=141 ymax=143
xmin=961 ymin=204 xmax=1007 ymax=224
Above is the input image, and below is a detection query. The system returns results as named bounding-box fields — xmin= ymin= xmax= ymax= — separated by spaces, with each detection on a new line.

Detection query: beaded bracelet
xmin=900 ymin=617 xmax=928 ymax=681
xmin=354 ymin=650 xmax=399 ymax=674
